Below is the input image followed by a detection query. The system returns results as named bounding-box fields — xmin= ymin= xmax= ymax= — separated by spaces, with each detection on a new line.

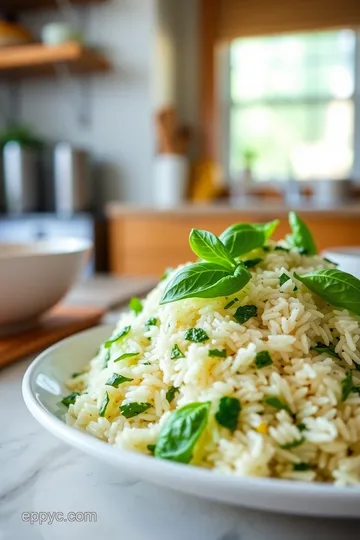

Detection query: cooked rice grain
xmin=65 ymin=248 xmax=360 ymax=485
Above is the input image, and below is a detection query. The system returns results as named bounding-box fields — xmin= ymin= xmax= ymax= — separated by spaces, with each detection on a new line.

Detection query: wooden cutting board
xmin=0 ymin=304 xmax=105 ymax=369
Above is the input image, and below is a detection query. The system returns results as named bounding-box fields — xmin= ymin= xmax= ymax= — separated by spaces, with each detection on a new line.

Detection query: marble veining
xmin=1 ymin=358 xmax=360 ymax=540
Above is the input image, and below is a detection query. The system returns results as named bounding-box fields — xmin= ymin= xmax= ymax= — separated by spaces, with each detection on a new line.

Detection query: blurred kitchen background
xmin=0 ymin=0 xmax=359 ymax=277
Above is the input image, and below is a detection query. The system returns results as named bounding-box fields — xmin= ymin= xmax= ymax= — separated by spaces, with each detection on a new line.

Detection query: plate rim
xmin=22 ymin=324 xmax=360 ymax=517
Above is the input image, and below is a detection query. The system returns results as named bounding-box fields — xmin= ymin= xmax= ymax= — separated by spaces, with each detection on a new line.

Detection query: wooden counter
xmin=107 ymin=203 xmax=360 ymax=277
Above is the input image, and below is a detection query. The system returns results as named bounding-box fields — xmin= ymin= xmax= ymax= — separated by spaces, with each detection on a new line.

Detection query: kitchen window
xmin=221 ymin=29 xmax=358 ymax=182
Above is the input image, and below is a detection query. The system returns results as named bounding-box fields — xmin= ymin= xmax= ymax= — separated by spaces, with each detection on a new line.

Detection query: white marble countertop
xmin=2 ymin=357 xmax=360 ymax=540
xmin=1 ymin=291 xmax=360 ymax=539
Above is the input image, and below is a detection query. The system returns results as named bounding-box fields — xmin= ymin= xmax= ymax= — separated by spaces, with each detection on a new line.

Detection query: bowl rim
xmin=0 ymin=237 xmax=92 ymax=259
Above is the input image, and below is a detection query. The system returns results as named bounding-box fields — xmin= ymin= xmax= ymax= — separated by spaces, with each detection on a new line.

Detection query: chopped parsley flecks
xmin=61 ymin=392 xmax=79 ymax=408
xmin=296 ymin=423 xmax=307 ymax=432
xmin=224 ymin=297 xmax=238 ymax=310
xmin=166 ymin=386 xmax=179 ymax=403
xmin=114 ymin=352 xmax=139 ymax=363
xmin=129 ymin=297 xmax=143 ymax=315
xmin=255 ymin=351 xmax=273 ymax=369
xmin=99 ymin=391 xmax=110 ymax=417
xmin=104 ymin=326 xmax=131 ymax=349
xmin=184 ymin=328 xmax=209 ymax=343
xmin=323 ymin=257 xmax=338 ymax=266
xmin=171 ymin=344 xmax=185 ymax=359
xmin=120 ymin=402 xmax=152 ymax=418
xmin=105 ymin=373 xmax=133 ymax=387
xmin=293 ymin=462 xmax=312 ymax=471
xmin=311 ymin=343 xmax=340 ymax=360
xmin=103 ymin=349 xmax=111 ymax=368
xmin=275 ymin=246 xmax=291 ymax=252
xmin=145 ymin=317 xmax=158 ymax=329
xmin=234 ymin=305 xmax=257 ymax=325
xmin=263 ymin=396 xmax=293 ymax=417
xmin=341 ymin=371 xmax=360 ymax=401
xmin=243 ymin=258 xmax=263 ymax=269
xmin=279 ymin=273 xmax=291 ymax=287
xmin=208 ymin=349 xmax=227 ymax=358
xmin=215 ymin=396 xmax=241 ymax=432
xmin=279 ymin=273 xmax=298 ymax=291
xmin=71 ymin=370 xmax=85 ymax=378
xmin=280 ymin=437 xmax=305 ymax=449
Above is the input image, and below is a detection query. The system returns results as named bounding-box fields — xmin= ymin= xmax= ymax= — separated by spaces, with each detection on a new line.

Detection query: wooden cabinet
xmin=107 ymin=204 xmax=360 ymax=277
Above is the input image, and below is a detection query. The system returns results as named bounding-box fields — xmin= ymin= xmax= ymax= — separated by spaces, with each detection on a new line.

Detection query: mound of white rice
xmin=65 ymin=245 xmax=360 ymax=485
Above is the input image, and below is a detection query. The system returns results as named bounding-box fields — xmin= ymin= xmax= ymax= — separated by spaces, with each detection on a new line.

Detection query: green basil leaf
xmin=129 ymin=297 xmax=143 ymax=315
xmin=234 ymin=304 xmax=257 ymax=324
xmin=166 ymin=386 xmax=179 ymax=403
xmin=263 ymin=396 xmax=293 ymax=416
xmin=294 ymin=269 xmax=360 ymax=316
xmin=104 ymin=326 xmax=131 ymax=349
xmin=288 ymin=211 xmax=317 ymax=255
xmin=114 ymin=352 xmax=139 ymax=363
xmin=147 ymin=444 xmax=156 ymax=453
xmin=220 ymin=223 xmax=266 ymax=258
xmin=171 ymin=344 xmax=185 ymax=359
xmin=220 ymin=220 xmax=279 ymax=258
xmin=311 ymin=342 xmax=340 ymax=360
xmin=154 ymin=401 xmax=210 ymax=463
xmin=243 ymin=258 xmax=263 ymax=269
xmin=255 ymin=351 xmax=273 ymax=368
xmin=61 ymin=392 xmax=79 ymax=408
xmin=253 ymin=219 xmax=280 ymax=239
xmin=185 ymin=328 xmax=209 ymax=342
xmin=189 ymin=228 xmax=235 ymax=270
xmin=120 ymin=402 xmax=152 ymax=418
xmin=280 ymin=437 xmax=305 ymax=449
xmin=160 ymin=262 xmax=251 ymax=304
xmin=215 ymin=396 xmax=241 ymax=432
xmin=224 ymin=297 xmax=238 ymax=309
xmin=293 ymin=462 xmax=312 ymax=471
xmin=208 ymin=349 xmax=227 ymax=358
xmin=99 ymin=391 xmax=110 ymax=417
xmin=105 ymin=373 xmax=133 ymax=387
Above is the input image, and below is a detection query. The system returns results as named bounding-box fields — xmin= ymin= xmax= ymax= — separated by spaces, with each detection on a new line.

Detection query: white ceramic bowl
xmin=0 ymin=238 xmax=91 ymax=328
xmin=322 ymin=247 xmax=360 ymax=279
xmin=22 ymin=325 xmax=360 ymax=518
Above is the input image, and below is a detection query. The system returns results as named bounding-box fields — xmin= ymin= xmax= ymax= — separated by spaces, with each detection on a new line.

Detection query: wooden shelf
xmin=0 ymin=42 xmax=110 ymax=79
xmin=2 ymin=0 xmax=106 ymax=11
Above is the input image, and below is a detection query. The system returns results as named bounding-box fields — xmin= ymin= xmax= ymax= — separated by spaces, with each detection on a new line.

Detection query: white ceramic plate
xmin=322 ymin=247 xmax=360 ymax=279
xmin=23 ymin=325 xmax=360 ymax=518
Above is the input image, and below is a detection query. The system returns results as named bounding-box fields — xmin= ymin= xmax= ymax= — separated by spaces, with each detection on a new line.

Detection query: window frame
xmin=218 ymin=31 xmax=360 ymax=184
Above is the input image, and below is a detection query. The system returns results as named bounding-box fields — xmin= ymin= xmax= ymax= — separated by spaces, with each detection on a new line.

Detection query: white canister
xmin=153 ymin=154 xmax=189 ymax=208
xmin=41 ymin=23 xmax=82 ymax=46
